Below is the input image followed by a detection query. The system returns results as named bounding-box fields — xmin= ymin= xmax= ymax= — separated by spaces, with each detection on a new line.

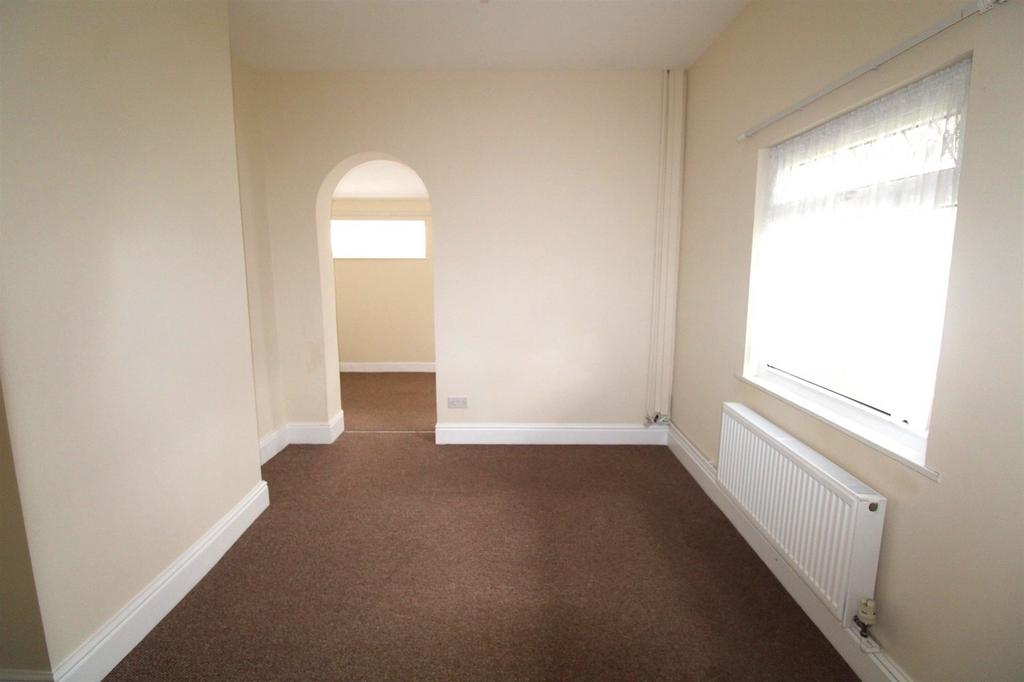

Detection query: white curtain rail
xmin=736 ymin=0 xmax=1008 ymax=143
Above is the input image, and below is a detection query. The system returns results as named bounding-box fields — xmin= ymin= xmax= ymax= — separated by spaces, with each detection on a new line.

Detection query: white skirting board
xmin=339 ymin=362 xmax=435 ymax=372
xmin=0 ymin=670 xmax=53 ymax=682
xmin=51 ymin=481 xmax=270 ymax=682
xmin=287 ymin=411 xmax=345 ymax=445
xmin=435 ymin=423 xmax=668 ymax=446
xmin=259 ymin=410 xmax=345 ymax=464
xmin=666 ymin=423 xmax=912 ymax=682
xmin=258 ymin=429 xmax=289 ymax=464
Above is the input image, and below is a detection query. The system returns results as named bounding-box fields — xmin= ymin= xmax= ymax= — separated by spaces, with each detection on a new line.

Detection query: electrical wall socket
xmin=447 ymin=396 xmax=468 ymax=409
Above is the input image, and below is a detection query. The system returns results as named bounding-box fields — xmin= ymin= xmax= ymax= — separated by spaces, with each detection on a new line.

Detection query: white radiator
xmin=718 ymin=403 xmax=886 ymax=627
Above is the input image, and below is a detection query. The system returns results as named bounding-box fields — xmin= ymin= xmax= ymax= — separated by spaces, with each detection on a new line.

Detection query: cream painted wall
xmin=672 ymin=1 xmax=1024 ymax=679
xmin=0 ymin=387 xmax=50 ymax=672
xmin=333 ymin=200 xmax=435 ymax=364
xmin=0 ymin=0 xmax=262 ymax=666
xmin=233 ymin=58 xmax=287 ymax=437
xmin=245 ymin=69 xmax=664 ymax=425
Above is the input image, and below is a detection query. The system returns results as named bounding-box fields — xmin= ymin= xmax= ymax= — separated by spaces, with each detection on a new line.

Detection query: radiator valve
xmin=853 ymin=598 xmax=877 ymax=638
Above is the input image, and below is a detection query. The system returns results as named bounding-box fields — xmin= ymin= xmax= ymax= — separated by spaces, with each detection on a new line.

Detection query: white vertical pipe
xmin=645 ymin=69 xmax=686 ymax=422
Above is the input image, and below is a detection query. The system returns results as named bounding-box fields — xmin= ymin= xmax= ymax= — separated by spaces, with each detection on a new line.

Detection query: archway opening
xmin=317 ymin=155 xmax=436 ymax=433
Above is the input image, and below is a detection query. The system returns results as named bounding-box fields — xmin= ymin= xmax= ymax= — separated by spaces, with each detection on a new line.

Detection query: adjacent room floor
xmin=106 ymin=434 xmax=855 ymax=681
xmin=339 ymin=371 xmax=436 ymax=432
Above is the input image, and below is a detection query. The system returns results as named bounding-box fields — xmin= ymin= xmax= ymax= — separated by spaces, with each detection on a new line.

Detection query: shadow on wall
xmin=0 ymin=380 xmax=51 ymax=673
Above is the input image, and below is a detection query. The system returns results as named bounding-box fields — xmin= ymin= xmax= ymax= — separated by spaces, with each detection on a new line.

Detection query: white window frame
xmin=741 ymin=62 xmax=972 ymax=482
xmin=740 ymin=369 xmax=934 ymax=479
xmin=330 ymin=199 xmax=432 ymax=260
xmin=330 ymin=218 xmax=428 ymax=260
xmin=743 ymin=151 xmax=934 ymax=479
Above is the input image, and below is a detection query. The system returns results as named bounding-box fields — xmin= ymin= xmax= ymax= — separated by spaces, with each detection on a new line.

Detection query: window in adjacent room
xmin=330 ymin=219 xmax=427 ymax=259
xmin=743 ymin=57 xmax=972 ymax=472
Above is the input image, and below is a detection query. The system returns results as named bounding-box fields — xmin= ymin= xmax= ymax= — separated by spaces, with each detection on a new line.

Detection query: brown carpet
xmin=340 ymin=372 xmax=436 ymax=432
xmin=106 ymin=434 xmax=855 ymax=681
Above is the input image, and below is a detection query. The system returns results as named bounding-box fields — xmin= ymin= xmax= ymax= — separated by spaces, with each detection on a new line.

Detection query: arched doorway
xmin=316 ymin=154 xmax=436 ymax=433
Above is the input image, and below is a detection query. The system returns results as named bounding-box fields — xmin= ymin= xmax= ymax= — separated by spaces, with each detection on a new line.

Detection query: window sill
xmin=738 ymin=372 xmax=940 ymax=482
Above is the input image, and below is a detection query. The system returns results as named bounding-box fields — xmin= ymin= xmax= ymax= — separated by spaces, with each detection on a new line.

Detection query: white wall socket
xmin=447 ymin=396 xmax=468 ymax=409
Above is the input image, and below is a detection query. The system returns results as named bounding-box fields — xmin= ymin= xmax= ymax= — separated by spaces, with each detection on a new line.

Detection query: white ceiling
xmin=334 ymin=160 xmax=430 ymax=199
xmin=229 ymin=0 xmax=747 ymax=71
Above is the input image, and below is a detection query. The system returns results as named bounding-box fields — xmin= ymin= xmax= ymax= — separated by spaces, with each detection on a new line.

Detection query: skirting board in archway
xmin=339 ymin=362 xmax=435 ymax=372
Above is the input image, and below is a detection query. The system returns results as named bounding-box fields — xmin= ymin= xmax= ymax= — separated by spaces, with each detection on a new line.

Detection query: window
xmin=744 ymin=58 xmax=971 ymax=473
xmin=330 ymin=219 xmax=427 ymax=259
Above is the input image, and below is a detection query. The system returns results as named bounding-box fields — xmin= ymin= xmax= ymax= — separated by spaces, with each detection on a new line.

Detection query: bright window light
xmin=331 ymin=219 xmax=426 ymax=259
xmin=745 ymin=58 xmax=972 ymax=463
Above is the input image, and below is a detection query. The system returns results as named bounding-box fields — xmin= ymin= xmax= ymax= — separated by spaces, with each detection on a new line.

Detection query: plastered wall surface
xmin=241 ymin=68 xmax=665 ymax=425
xmin=0 ymin=0 xmax=263 ymax=664
xmin=671 ymin=1 xmax=1024 ymax=679
xmin=233 ymin=58 xmax=287 ymax=437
